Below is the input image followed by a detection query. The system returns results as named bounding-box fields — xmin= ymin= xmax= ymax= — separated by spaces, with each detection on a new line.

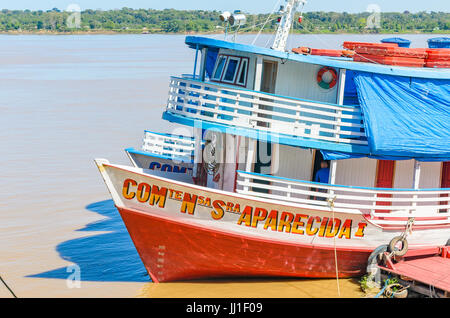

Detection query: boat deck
xmin=378 ymin=247 xmax=450 ymax=296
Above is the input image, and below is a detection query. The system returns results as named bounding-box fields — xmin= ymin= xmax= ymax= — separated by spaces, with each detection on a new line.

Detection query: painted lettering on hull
xmin=121 ymin=178 xmax=367 ymax=239
xmin=149 ymin=161 xmax=192 ymax=174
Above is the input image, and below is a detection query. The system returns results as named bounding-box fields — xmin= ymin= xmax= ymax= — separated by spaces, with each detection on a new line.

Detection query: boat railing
xmin=181 ymin=74 xmax=201 ymax=80
xmin=236 ymin=170 xmax=450 ymax=226
xmin=142 ymin=130 xmax=197 ymax=161
xmin=166 ymin=76 xmax=368 ymax=146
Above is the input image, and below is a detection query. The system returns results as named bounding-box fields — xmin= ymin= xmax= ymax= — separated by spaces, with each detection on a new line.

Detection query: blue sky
xmin=1 ymin=0 xmax=448 ymax=13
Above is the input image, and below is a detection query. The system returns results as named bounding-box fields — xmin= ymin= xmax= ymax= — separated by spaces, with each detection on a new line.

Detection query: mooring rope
xmin=0 ymin=275 xmax=17 ymax=298
xmin=327 ymin=195 xmax=341 ymax=297
xmin=252 ymin=0 xmax=282 ymax=45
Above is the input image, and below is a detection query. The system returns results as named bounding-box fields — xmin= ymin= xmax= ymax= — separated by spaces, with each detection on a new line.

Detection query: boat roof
xmin=186 ymin=36 xmax=450 ymax=80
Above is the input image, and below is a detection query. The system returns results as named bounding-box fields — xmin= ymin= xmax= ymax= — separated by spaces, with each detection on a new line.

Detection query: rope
xmin=235 ymin=17 xmax=280 ymax=35
xmin=264 ymin=32 xmax=276 ymax=48
xmin=327 ymin=195 xmax=341 ymax=297
xmin=374 ymin=274 xmax=390 ymax=298
xmin=0 ymin=275 xmax=17 ymax=298
xmin=252 ymin=0 xmax=282 ymax=45
xmin=188 ymin=18 xmax=276 ymax=39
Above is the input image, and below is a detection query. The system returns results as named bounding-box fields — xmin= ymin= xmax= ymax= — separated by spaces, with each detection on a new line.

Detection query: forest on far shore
xmin=0 ymin=8 xmax=449 ymax=34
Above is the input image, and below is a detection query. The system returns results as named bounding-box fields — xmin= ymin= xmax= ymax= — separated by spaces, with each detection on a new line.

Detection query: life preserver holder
xmin=317 ymin=67 xmax=338 ymax=89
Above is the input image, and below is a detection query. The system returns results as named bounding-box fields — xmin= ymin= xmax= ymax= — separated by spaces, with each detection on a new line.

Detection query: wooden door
xmin=440 ymin=162 xmax=450 ymax=211
xmin=375 ymin=160 xmax=395 ymax=212
xmin=261 ymin=60 xmax=277 ymax=94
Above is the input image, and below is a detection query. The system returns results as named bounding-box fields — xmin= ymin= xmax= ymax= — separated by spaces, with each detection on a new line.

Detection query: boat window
xmin=211 ymin=55 xmax=249 ymax=87
xmin=212 ymin=56 xmax=227 ymax=80
xmin=236 ymin=58 xmax=248 ymax=86
xmin=222 ymin=57 xmax=240 ymax=83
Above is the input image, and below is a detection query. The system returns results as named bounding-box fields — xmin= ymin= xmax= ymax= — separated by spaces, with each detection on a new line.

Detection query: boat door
xmin=254 ymin=60 xmax=277 ymax=176
xmin=375 ymin=160 xmax=395 ymax=212
xmin=440 ymin=162 xmax=450 ymax=211
xmin=261 ymin=60 xmax=277 ymax=94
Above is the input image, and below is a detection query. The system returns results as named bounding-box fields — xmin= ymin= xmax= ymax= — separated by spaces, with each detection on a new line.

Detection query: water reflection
xmin=29 ymin=200 xmax=149 ymax=283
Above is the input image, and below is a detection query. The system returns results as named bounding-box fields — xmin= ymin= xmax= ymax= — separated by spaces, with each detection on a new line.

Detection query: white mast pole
xmin=272 ymin=0 xmax=306 ymax=52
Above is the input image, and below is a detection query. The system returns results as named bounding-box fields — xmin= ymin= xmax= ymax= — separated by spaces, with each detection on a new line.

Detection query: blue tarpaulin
xmin=428 ymin=37 xmax=450 ymax=48
xmin=205 ymin=48 xmax=219 ymax=79
xmin=343 ymin=70 xmax=359 ymax=105
xmin=327 ymin=72 xmax=450 ymax=162
xmin=381 ymin=37 xmax=411 ymax=48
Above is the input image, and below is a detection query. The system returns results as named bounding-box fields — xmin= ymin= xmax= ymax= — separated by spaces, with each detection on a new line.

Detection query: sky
xmin=0 ymin=0 xmax=448 ymax=13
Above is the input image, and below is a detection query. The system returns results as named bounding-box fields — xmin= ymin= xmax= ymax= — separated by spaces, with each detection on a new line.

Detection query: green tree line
xmin=0 ymin=8 xmax=448 ymax=33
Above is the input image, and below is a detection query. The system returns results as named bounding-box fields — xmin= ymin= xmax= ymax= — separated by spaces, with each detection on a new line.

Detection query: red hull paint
xmin=117 ymin=207 xmax=372 ymax=283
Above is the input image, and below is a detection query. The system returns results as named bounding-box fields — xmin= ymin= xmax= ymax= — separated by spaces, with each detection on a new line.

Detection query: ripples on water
xmin=0 ymin=33 xmax=441 ymax=297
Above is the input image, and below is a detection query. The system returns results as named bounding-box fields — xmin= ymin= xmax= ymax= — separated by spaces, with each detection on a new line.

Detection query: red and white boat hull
xmin=118 ymin=206 xmax=370 ymax=282
xmin=95 ymin=159 xmax=450 ymax=282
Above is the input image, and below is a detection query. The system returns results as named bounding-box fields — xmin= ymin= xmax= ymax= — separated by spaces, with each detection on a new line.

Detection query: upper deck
xmin=163 ymin=75 xmax=368 ymax=153
xmin=185 ymin=36 xmax=450 ymax=80
xmin=162 ymin=36 xmax=449 ymax=159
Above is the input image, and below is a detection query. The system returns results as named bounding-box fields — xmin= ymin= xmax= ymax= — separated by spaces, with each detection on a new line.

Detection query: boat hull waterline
xmin=95 ymin=159 xmax=450 ymax=282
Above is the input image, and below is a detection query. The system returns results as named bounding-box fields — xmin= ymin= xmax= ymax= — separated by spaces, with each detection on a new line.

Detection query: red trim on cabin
xmin=440 ymin=162 xmax=450 ymax=209
xmin=375 ymin=160 xmax=395 ymax=213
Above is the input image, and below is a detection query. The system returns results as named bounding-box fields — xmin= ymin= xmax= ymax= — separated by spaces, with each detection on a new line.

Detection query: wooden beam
xmin=192 ymin=127 xmax=203 ymax=178
xmin=329 ymin=160 xmax=337 ymax=185
xmin=254 ymin=56 xmax=263 ymax=91
xmin=336 ymin=68 xmax=347 ymax=105
xmin=329 ymin=160 xmax=337 ymax=196
xmin=199 ymin=48 xmax=207 ymax=81
xmin=245 ymin=139 xmax=256 ymax=173
xmin=413 ymin=160 xmax=421 ymax=189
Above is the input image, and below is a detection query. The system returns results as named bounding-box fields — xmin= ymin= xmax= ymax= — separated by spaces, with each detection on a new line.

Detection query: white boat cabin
xmin=140 ymin=5 xmax=450 ymax=220
xmin=167 ymin=39 xmax=449 ymax=196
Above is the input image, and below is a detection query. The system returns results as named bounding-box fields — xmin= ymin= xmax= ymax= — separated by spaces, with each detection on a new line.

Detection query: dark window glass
xmin=213 ymin=56 xmax=226 ymax=79
xmin=223 ymin=59 xmax=239 ymax=82
xmin=237 ymin=60 xmax=248 ymax=85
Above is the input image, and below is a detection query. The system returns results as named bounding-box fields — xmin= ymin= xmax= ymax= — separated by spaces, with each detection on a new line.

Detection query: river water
xmin=0 ymin=33 xmax=440 ymax=298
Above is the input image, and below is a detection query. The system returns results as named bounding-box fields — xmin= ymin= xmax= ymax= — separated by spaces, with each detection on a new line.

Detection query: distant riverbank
xmin=1 ymin=9 xmax=448 ymax=35
xmin=1 ymin=29 xmax=448 ymax=36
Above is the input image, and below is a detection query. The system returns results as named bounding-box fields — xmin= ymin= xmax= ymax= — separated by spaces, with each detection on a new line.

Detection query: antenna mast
xmin=272 ymin=0 xmax=306 ymax=52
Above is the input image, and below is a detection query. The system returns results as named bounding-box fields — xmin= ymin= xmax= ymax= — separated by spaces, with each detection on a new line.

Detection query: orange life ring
xmin=300 ymin=46 xmax=311 ymax=54
xmin=317 ymin=67 xmax=338 ymax=89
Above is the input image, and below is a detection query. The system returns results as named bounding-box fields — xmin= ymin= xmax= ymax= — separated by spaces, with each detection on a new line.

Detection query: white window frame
xmin=211 ymin=55 xmax=228 ymax=81
xmin=210 ymin=54 xmax=249 ymax=87
xmin=236 ymin=58 xmax=249 ymax=86
xmin=220 ymin=56 xmax=241 ymax=84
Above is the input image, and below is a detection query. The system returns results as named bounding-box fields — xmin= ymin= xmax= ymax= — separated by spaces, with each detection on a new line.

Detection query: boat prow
xmin=94 ymin=159 xmax=450 ymax=282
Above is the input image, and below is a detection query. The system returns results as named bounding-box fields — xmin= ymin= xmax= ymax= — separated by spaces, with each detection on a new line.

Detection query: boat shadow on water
xmin=28 ymin=199 xmax=149 ymax=283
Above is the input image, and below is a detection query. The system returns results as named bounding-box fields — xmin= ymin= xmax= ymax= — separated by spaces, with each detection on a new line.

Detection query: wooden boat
xmin=96 ymin=158 xmax=450 ymax=282
xmin=125 ymin=131 xmax=196 ymax=175
xmin=95 ymin=0 xmax=450 ymax=282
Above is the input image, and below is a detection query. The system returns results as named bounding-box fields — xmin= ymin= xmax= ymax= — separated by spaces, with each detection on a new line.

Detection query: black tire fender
xmin=388 ymin=236 xmax=408 ymax=257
